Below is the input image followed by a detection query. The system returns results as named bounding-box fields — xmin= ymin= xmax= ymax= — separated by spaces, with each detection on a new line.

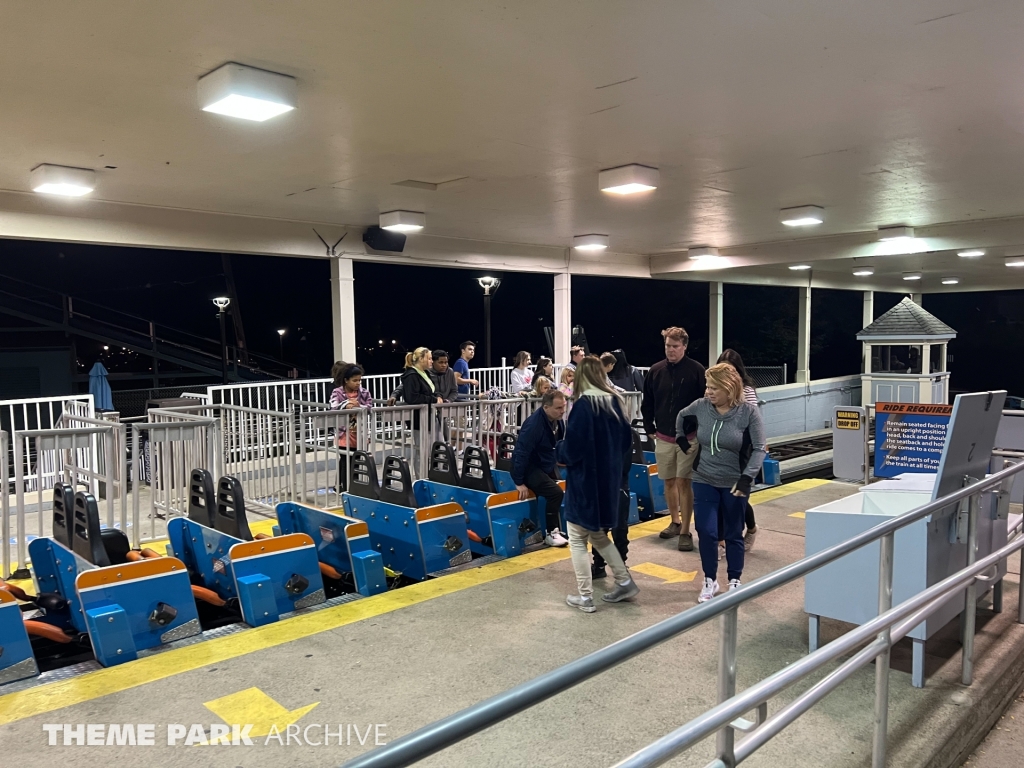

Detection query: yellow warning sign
xmin=835 ymin=410 xmax=861 ymax=430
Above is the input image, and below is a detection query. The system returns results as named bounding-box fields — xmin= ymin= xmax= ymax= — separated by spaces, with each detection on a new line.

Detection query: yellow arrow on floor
xmin=631 ymin=562 xmax=698 ymax=583
xmin=202 ymin=687 xmax=319 ymax=742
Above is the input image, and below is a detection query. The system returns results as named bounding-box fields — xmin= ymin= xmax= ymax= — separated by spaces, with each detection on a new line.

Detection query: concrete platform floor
xmin=963 ymin=689 xmax=1024 ymax=767
xmin=1 ymin=479 xmax=1022 ymax=768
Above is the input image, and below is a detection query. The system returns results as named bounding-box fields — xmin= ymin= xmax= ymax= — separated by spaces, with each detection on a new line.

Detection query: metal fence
xmin=2 ymin=394 xmax=94 ymax=493
xmin=341 ymin=456 xmax=1024 ymax=768
xmin=109 ymin=385 xmax=207 ymax=418
xmin=149 ymin=403 xmax=294 ymax=515
xmin=748 ymin=365 xmax=787 ymax=389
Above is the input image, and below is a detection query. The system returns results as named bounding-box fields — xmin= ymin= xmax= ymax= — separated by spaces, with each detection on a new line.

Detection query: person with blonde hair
xmin=675 ymin=362 xmax=766 ymax=603
xmin=556 ymin=356 xmax=638 ymax=612
xmin=525 ymin=375 xmax=553 ymax=398
xmin=558 ymin=366 xmax=574 ymax=397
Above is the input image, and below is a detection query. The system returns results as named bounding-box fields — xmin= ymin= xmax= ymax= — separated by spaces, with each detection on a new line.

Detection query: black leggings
xmin=718 ymin=502 xmax=756 ymax=535
xmin=594 ymin=489 xmax=630 ymax=567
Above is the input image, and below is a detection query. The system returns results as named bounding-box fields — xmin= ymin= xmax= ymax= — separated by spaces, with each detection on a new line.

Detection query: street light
xmin=213 ymin=297 xmax=231 ymax=384
xmin=277 ymin=328 xmax=286 ymax=360
xmin=476 ymin=276 xmax=501 ymax=367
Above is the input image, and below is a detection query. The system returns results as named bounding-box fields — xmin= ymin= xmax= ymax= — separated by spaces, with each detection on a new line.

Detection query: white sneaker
xmin=744 ymin=528 xmax=757 ymax=552
xmin=729 ymin=578 xmax=742 ymax=591
xmin=698 ymin=578 xmax=720 ymax=603
xmin=718 ymin=542 xmax=725 ymax=561
xmin=545 ymin=529 xmax=568 ymax=547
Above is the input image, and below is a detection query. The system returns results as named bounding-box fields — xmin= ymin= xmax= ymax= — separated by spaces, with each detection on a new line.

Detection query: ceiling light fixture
xmin=780 ymin=205 xmax=825 ymax=227
xmin=789 ymin=264 xmax=812 ymax=271
xmin=30 ymin=164 xmax=96 ymax=196
xmin=198 ymin=63 xmax=297 ymax=122
xmin=598 ymin=164 xmax=659 ymax=195
xmin=687 ymin=246 xmax=719 ymax=260
xmin=878 ymin=225 xmax=915 ymax=241
xmin=379 ymin=210 xmax=425 ymax=232
xmin=957 ymin=249 xmax=984 ymax=258
xmin=573 ymin=234 xmax=610 ymax=251
xmin=902 ymin=271 xmax=923 ymax=281
xmin=852 ymin=265 xmax=875 ymax=277
xmin=941 ymin=277 xmax=960 ymax=285
xmin=1005 ymin=256 xmax=1024 ymax=267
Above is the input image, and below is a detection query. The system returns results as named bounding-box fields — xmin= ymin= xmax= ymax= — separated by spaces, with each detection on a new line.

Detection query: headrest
xmin=495 ymin=433 xmax=517 ymax=472
xmin=347 ymin=450 xmax=380 ymax=500
xmin=188 ymin=468 xmax=216 ymax=528
xmin=379 ymin=455 xmax=417 ymax=509
xmin=215 ymin=476 xmax=252 ymax=541
xmin=461 ymin=446 xmax=496 ymax=493
xmin=52 ymin=482 xmax=75 ymax=548
xmin=72 ymin=491 xmax=109 ymax=566
xmin=427 ymin=442 xmax=460 ymax=486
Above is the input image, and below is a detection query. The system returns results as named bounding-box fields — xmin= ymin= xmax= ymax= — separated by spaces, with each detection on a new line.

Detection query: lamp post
xmin=213 ymin=297 xmax=231 ymax=384
xmin=476 ymin=276 xmax=501 ymax=367
xmin=277 ymin=328 xmax=286 ymax=360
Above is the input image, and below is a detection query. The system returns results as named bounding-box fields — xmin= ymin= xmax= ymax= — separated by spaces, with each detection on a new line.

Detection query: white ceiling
xmin=4 ymin=0 xmax=1024 ymax=289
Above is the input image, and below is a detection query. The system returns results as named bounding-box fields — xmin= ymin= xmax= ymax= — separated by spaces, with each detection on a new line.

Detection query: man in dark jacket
xmin=511 ymin=389 xmax=568 ymax=547
xmin=640 ymin=326 xmax=706 ymax=551
xmin=431 ymin=350 xmax=459 ymax=403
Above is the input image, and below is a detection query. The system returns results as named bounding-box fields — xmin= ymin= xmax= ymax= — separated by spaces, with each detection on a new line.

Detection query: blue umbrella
xmin=88 ymin=361 xmax=114 ymax=411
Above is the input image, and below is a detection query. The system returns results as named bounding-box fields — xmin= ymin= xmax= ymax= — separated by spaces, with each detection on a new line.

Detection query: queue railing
xmin=340 ymin=457 xmax=1024 ymax=768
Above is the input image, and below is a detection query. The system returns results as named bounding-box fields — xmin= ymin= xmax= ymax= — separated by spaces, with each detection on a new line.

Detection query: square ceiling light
xmin=780 ymin=205 xmax=824 ymax=227
xmin=598 ymin=164 xmax=659 ymax=195
xmin=941 ymin=277 xmax=959 ymax=285
xmin=852 ymin=265 xmax=875 ymax=276
xmin=30 ymin=164 xmax=96 ymax=196
xmin=687 ymin=246 xmax=719 ymax=260
xmin=198 ymin=63 xmax=297 ymax=122
xmin=878 ymin=225 xmax=915 ymax=241
xmin=902 ymin=271 xmax=923 ymax=281
xmin=573 ymin=234 xmax=610 ymax=251
xmin=379 ymin=210 xmax=425 ymax=232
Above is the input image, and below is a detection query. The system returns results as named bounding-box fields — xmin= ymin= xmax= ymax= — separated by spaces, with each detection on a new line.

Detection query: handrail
xmin=340 ymin=457 xmax=1024 ymax=768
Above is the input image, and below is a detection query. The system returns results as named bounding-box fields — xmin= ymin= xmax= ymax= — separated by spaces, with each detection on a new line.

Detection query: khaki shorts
xmin=654 ymin=438 xmax=697 ymax=480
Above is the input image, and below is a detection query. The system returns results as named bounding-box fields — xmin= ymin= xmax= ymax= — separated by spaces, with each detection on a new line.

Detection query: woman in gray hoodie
xmin=675 ymin=363 xmax=766 ymax=603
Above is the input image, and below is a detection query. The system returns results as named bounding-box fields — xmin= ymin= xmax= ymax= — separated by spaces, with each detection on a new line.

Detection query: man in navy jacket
xmin=512 ymin=389 xmax=568 ymax=547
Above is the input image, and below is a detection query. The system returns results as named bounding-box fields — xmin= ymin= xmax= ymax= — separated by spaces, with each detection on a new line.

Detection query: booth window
xmin=870 ymin=345 xmax=923 ymax=374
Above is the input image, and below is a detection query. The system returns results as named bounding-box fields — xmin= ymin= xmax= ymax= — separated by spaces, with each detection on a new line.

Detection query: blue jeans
xmin=693 ymin=482 xmax=745 ymax=582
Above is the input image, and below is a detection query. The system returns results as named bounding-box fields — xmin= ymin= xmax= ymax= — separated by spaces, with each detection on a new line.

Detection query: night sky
xmin=0 ymin=239 xmax=1021 ymax=395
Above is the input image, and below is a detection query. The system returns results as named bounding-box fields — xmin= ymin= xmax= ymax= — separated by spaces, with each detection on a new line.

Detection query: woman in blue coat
xmin=556 ymin=357 xmax=639 ymax=612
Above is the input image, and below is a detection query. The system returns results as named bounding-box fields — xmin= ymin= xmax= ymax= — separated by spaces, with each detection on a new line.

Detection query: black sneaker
xmin=591 ymin=564 xmax=608 ymax=579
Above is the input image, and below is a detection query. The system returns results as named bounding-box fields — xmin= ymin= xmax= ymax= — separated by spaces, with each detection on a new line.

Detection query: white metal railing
xmin=6 ymin=421 xmax=126 ymax=578
xmin=127 ymin=416 xmax=220 ymax=544
xmin=2 ymin=395 xmax=95 ymax=494
xmin=149 ymin=404 xmax=293 ymax=515
xmin=341 ymin=457 xmax=1024 ymax=768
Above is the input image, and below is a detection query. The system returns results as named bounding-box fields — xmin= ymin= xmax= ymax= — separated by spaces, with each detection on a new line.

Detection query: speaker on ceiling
xmin=362 ymin=226 xmax=407 ymax=253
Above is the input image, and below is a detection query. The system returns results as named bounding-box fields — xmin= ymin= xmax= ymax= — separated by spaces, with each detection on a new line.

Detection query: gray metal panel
xmin=932 ymin=391 xmax=1007 ymax=505
xmin=832 ymin=406 xmax=867 ymax=482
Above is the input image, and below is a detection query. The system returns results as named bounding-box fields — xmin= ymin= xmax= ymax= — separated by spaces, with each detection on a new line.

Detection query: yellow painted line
xmin=202 ymin=687 xmax=319 ymax=741
xmin=0 ymin=480 xmax=838 ymax=723
xmin=631 ymin=562 xmax=698 ymax=583
xmin=750 ymin=478 xmax=830 ymax=505
xmin=0 ymin=544 xmax=573 ymax=725
xmin=789 ymin=512 xmax=806 ymax=519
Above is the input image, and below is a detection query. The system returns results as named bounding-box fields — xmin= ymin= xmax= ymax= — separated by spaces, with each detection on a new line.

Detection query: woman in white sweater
xmin=509 ymin=350 xmax=533 ymax=394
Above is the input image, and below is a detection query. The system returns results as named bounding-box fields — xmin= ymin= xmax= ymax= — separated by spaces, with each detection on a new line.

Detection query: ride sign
xmin=873 ymin=402 xmax=953 ymax=478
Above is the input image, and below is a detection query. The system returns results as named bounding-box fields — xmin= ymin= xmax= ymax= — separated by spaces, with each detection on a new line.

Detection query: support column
xmin=330 ymin=256 xmax=357 ymax=363
xmin=554 ymin=272 xmax=572 ymax=364
xmin=709 ymin=282 xmax=724 ymax=366
xmin=796 ymin=286 xmax=811 ymax=384
xmin=862 ymin=291 xmax=874 ymax=374
xmin=910 ymin=293 xmax=923 ymax=305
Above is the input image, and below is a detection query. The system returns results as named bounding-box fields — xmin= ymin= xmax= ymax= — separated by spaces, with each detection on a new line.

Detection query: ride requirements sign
xmin=874 ymin=402 xmax=952 ymax=478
